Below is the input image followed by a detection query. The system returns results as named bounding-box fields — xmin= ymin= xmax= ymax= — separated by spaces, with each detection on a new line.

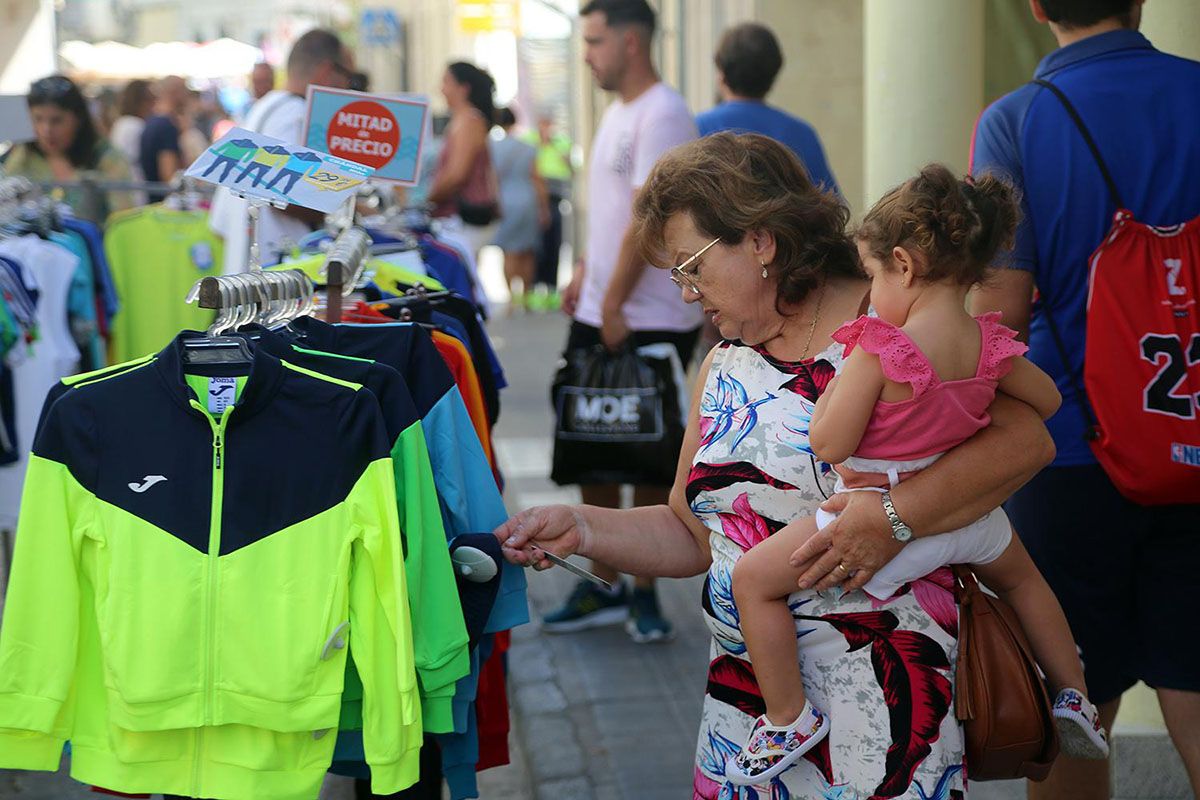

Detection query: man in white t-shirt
xmin=210 ymin=30 xmax=355 ymax=274
xmin=544 ymin=0 xmax=701 ymax=642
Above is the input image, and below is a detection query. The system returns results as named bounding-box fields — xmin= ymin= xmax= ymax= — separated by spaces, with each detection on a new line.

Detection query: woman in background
xmin=1 ymin=75 xmax=135 ymax=225
xmin=426 ymin=61 xmax=501 ymax=263
xmin=109 ymin=79 xmax=154 ymax=176
xmin=490 ymin=107 xmax=548 ymax=311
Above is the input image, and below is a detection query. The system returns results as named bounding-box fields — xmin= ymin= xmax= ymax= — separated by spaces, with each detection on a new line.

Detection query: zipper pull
xmin=214 ymin=432 xmax=223 ymax=469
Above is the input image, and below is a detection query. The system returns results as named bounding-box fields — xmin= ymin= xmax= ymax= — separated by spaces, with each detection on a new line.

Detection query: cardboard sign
xmin=184 ymin=126 xmax=373 ymax=213
xmin=304 ymin=86 xmax=429 ymax=186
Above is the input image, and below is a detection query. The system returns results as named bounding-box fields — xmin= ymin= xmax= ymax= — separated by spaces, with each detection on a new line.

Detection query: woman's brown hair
xmin=633 ymin=132 xmax=861 ymax=312
xmin=118 ymin=79 xmax=154 ymax=118
xmin=855 ymin=163 xmax=1018 ymax=286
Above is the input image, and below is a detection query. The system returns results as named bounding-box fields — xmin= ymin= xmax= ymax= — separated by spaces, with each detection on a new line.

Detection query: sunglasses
xmin=669 ymin=236 xmax=721 ymax=295
xmin=29 ymin=76 xmax=76 ymax=103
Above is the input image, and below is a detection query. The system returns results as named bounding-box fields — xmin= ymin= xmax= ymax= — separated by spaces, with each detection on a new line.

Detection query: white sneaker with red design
xmin=1053 ymin=688 xmax=1109 ymax=759
xmin=725 ymin=703 xmax=830 ymax=786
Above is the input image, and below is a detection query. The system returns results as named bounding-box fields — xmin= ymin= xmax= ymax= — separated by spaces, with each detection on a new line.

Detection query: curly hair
xmin=855 ymin=164 xmax=1019 ymax=286
xmin=632 ymin=132 xmax=861 ymax=313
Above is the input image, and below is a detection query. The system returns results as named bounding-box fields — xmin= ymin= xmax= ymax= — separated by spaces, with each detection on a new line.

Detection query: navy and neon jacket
xmin=0 ymin=336 xmax=421 ymax=798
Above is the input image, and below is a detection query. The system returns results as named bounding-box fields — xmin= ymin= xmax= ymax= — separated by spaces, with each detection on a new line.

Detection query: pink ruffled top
xmin=831 ymin=312 xmax=1028 ymax=461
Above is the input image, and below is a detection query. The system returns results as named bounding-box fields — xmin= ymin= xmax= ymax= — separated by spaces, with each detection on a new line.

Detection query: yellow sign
xmin=455 ymin=0 xmax=517 ymax=33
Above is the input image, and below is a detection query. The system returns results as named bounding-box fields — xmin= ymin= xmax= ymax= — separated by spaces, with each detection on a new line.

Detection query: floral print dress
xmin=689 ymin=341 xmax=967 ymax=800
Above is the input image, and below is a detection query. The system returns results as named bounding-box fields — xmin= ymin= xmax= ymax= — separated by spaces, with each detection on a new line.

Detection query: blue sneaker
xmin=542 ymin=580 xmax=629 ymax=633
xmin=625 ymin=586 xmax=674 ymax=644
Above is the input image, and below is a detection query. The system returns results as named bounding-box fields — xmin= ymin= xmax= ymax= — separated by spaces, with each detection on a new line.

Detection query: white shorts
xmin=816 ymin=454 xmax=1013 ymax=599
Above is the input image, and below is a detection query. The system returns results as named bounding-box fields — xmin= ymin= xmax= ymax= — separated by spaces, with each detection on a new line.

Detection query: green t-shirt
xmin=103 ymin=206 xmax=221 ymax=362
xmin=520 ymin=130 xmax=573 ymax=183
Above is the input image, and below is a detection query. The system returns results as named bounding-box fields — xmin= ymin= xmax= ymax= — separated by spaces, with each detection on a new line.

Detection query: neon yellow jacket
xmin=0 ymin=337 xmax=421 ymax=798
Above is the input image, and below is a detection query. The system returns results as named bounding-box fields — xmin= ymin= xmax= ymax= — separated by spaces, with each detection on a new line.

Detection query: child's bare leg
xmin=974 ymin=534 xmax=1087 ymax=693
xmin=731 ymin=516 xmax=822 ymax=725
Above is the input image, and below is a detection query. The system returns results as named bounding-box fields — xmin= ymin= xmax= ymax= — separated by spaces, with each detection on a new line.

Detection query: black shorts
xmin=565 ymin=321 xmax=702 ymax=372
xmin=1005 ymin=464 xmax=1200 ymax=704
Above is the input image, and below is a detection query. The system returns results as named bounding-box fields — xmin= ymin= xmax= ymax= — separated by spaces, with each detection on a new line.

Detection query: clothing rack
xmin=0 ymin=175 xmax=36 ymax=204
xmin=33 ymin=178 xmax=173 ymax=194
xmin=188 ymin=269 xmax=315 ymax=335
xmin=320 ymin=226 xmax=370 ymax=323
xmin=33 ymin=174 xmax=213 ymax=213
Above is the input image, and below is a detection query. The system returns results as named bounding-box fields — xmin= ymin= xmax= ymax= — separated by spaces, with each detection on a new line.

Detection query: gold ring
xmin=836 ymin=563 xmax=849 ymax=574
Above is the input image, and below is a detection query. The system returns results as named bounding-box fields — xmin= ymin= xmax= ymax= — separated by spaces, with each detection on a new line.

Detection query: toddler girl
xmin=726 ymin=164 xmax=1109 ymax=786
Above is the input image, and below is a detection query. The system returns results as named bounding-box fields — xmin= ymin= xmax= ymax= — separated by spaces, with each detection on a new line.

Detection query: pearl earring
xmin=760 ymin=260 xmax=769 ymax=279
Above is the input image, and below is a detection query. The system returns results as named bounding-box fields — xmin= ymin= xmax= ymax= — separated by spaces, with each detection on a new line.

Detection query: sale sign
xmin=304 ymin=87 xmax=430 ymax=185
xmin=184 ymin=126 xmax=374 ymax=212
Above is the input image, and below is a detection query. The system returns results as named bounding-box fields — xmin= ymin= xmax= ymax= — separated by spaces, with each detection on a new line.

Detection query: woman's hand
xmin=790 ymin=492 xmax=905 ymax=592
xmin=494 ymin=505 xmax=590 ymax=572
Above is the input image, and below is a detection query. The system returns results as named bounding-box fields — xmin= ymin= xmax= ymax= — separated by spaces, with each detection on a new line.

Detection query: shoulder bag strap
xmin=1027 ymin=79 xmax=1108 ymax=440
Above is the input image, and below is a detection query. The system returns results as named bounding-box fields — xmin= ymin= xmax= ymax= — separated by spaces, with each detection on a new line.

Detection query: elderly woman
xmin=498 ymin=133 xmax=1053 ymax=799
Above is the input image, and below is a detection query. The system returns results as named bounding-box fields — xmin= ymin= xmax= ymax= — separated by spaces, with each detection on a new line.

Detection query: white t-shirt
xmin=574 ymin=82 xmax=703 ymax=332
xmin=209 ymin=90 xmax=311 ymax=274
xmin=109 ymin=116 xmax=145 ymax=176
xmin=0 ymin=236 xmax=81 ymax=529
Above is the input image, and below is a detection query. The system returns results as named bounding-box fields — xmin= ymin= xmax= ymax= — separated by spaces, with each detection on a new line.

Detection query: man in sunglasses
xmin=210 ymin=29 xmax=355 ymax=274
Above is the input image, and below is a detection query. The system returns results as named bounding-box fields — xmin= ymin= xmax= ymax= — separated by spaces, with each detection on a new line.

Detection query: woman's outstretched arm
xmin=497 ymin=346 xmax=720 ymax=580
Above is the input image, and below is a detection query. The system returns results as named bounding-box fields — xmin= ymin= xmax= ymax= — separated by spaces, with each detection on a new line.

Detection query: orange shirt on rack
xmin=432 ymin=330 xmax=494 ymax=467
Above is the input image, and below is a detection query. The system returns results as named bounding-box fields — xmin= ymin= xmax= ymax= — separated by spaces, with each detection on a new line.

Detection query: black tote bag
xmin=550 ymin=343 xmax=686 ymax=487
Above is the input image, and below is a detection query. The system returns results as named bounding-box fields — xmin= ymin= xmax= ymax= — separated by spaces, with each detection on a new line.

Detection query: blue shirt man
xmin=970 ymin=4 xmax=1200 ymax=796
xmin=971 ymin=28 xmax=1200 ymax=466
xmin=696 ymin=22 xmax=839 ymax=194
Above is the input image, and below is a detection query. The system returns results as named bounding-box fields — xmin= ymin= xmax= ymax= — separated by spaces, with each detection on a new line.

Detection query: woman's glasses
xmin=669 ymin=236 xmax=721 ymax=295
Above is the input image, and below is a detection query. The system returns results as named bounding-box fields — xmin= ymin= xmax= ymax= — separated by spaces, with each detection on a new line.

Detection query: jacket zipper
xmin=189 ymin=400 xmax=232 ymax=795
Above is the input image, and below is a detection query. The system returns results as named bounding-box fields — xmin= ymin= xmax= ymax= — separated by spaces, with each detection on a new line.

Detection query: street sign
xmin=361 ymin=8 xmax=402 ymax=47
xmin=184 ymin=127 xmax=373 ymax=212
xmin=303 ymin=86 xmax=429 ymax=186
xmin=455 ymin=0 xmax=517 ymax=33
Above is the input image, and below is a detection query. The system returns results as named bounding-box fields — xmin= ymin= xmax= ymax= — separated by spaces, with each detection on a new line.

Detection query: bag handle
xmin=953 ymin=566 xmax=978 ymax=721
xmin=1024 ymin=80 xmax=1106 ymax=442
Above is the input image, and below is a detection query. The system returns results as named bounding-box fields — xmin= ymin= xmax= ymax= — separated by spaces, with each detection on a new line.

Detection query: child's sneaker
xmin=725 ymin=704 xmax=830 ymax=786
xmin=1052 ymin=688 xmax=1109 ymax=759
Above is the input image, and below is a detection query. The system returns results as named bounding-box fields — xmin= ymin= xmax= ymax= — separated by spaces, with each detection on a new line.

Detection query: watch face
xmin=894 ymin=525 xmax=914 ymax=543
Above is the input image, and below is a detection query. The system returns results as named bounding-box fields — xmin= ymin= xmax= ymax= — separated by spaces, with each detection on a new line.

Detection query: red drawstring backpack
xmin=1034 ymin=79 xmax=1200 ymax=505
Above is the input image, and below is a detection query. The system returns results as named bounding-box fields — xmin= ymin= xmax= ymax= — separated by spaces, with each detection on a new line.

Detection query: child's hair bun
xmin=856 ymin=163 xmax=1020 ymax=286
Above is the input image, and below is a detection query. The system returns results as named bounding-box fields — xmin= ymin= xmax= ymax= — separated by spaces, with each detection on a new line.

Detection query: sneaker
xmin=725 ymin=705 xmax=831 ymax=786
xmin=1052 ymin=688 xmax=1109 ymax=759
xmin=625 ymin=587 xmax=675 ymax=643
xmin=525 ymin=291 xmax=549 ymax=312
xmin=541 ymin=580 xmax=629 ymax=633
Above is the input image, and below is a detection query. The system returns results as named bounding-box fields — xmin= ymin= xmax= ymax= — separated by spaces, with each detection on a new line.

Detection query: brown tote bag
xmin=954 ymin=566 xmax=1059 ymax=781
